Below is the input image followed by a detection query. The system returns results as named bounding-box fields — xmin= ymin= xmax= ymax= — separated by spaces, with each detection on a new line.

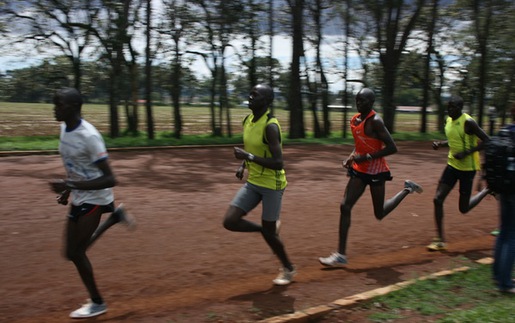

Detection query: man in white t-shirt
xmin=48 ymin=88 xmax=134 ymax=319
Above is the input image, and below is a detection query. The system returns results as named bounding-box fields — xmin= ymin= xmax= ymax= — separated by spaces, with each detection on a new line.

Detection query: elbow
xmin=107 ymin=176 xmax=117 ymax=188
xmin=272 ymin=161 xmax=284 ymax=170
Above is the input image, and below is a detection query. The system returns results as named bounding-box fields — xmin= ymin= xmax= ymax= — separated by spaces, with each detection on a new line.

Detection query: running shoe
xmin=273 ymin=266 xmax=297 ymax=285
xmin=319 ymin=252 xmax=348 ymax=267
xmin=113 ymin=203 xmax=136 ymax=230
xmin=404 ymin=180 xmax=423 ymax=194
xmin=69 ymin=299 xmax=107 ymax=319
xmin=427 ymin=238 xmax=447 ymax=251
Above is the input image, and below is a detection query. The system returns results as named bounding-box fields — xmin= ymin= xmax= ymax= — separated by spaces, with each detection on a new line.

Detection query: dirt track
xmin=0 ymin=143 xmax=498 ymax=322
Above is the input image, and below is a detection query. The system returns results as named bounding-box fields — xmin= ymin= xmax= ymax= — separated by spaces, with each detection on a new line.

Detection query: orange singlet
xmin=350 ymin=110 xmax=390 ymax=175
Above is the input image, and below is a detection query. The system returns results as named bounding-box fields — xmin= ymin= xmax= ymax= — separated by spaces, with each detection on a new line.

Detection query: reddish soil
xmin=0 ymin=143 xmax=498 ymax=322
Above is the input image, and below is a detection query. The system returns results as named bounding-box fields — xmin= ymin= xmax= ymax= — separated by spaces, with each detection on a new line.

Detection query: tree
xmin=188 ymin=0 xmax=243 ymax=137
xmin=160 ymin=0 xmax=196 ymax=138
xmin=305 ymin=0 xmax=331 ymax=138
xmin=286 ymin=0 xmax=305 ymax=139
xmin=145 ymin=0 xmax=154 ymax=139
xmin=2 ymin=0 xmax=98 ymax=90
xmin=420 ymin=0 xmax=439 ymax=133
xmin=362 ymin=0 xmax=427 ymax=132
xmin=86 ymin=0 xmax=144 ymax=138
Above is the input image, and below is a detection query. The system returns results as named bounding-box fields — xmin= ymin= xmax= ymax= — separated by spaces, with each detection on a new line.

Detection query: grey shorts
xmin=230 ymin=182 xmax=285 ymax=222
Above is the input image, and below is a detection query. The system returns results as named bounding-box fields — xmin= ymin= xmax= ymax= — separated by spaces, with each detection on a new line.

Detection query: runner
xmin=319 ymin=88 xmax=423 ymax=267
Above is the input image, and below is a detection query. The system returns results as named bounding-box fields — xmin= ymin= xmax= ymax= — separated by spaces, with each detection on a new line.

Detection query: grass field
xmin=0 ymin=102 xmax=447 ymax=151
xmin=319 ymin=260 xmax=515 ymax=322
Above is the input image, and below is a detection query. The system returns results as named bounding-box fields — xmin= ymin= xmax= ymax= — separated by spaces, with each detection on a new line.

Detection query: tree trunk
xmin=145 ymin=0 xmax=154 ymax=139
xmin=288 ymin=0 xmax=305 ymax=139
xmin=420 ymin=0 xmax=439 ymax=133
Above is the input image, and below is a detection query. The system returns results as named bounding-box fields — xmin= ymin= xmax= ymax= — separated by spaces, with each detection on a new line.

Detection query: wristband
xmin=366 ymin=153 xmax=373 ymax=161
xmin=247 ymin=153 xmax=255 ymax=161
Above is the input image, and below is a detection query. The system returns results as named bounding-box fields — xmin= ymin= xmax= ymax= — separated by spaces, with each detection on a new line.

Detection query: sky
xmin=0 ymin=33 xmax=364 ymax=94
xmin=0 ymin=0 xmax=367 ymax=94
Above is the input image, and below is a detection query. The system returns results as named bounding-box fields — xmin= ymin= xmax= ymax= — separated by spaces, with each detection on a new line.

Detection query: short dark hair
xmin=448 ymin=95 xmax=463 ymax=108
xmin=256 ymin=84 xmax=274 ymax=105
xmin=54 ymin=88 xmax=83 ymax=111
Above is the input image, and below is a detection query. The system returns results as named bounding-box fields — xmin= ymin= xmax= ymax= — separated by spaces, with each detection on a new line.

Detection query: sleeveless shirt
xmin=243 ymin=110 xmax=287 ymax=190
xmin=350 ymin=110 xmax=390 ymax=175
xmin=445 ymin=113 xmax=481 ymax=171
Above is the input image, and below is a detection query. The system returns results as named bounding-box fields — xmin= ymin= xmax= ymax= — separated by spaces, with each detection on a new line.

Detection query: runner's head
xmin=249 ymin=84 xmax=274 ymax=112
xmin=355 ymin=88 xmax=375 ymax=114
xmin=447 ymin=95 xmax=464 ymax=120
xmin=53 ymin=87 xmax=83 ymax=122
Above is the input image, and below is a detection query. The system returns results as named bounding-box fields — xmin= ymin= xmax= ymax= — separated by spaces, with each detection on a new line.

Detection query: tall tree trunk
xmin=420 ymin=0 xmax=438 ymax=133
xmin=171 ymin=52 xmax=182 ymax=139
xmin=288 ymin=0 xmax=305 ymax=139
xmin=145 ymin=0 xmax=154 ymax=139
xmin=342 ymin=0 xmax=351 ymax=139
xmin=473 ymin=0 xmax=493 ymax=128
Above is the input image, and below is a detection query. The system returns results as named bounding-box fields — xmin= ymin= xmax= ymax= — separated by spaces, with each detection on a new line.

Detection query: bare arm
xmin=453 ymin=119 xmax=490 ymax=159
xmin=49 ymin=159 xmax=117 ymax=193
xmin=233 ymin=123 xmax=284 ymax=170
xmin=353 ymin=116 xmax=398 ymax=163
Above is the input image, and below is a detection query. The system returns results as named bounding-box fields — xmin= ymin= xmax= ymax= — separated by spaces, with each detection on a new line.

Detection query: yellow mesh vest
xmin=243 ymin=111 xmax=287 ymax=190
xmin=445 ymin=113 xmax=481 ymax=171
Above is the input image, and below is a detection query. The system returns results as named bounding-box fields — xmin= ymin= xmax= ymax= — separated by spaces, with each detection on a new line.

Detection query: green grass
xmin=0 ymin=130 xmax=448 ymax=152
xmin=0 ymin=101 xmax=448 ymax=151
xmin=343 ymin=263 xmax=515 ymax=323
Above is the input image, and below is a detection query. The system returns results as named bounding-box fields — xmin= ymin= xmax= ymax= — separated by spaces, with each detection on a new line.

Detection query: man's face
xmin=248 ymin=86 xmax=268 ymax=111
xmin=447 ymin=101 xmax=462 ymax=119
xmin=53 ymin=97 xmax=73 ymax=122
xmin=355 ymin=94 xmax=370 ymax=114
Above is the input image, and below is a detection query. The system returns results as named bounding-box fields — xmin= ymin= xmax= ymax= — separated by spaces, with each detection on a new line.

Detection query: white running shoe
xmin=319 ymin=252 xmax=348 ymax=267
xmin=69 ymin=299 xmax=107 ymax=319
xmin=404 ymin=180 xmax=423 ymax=194
xmin=273 ymin=266 xmax=297 ymax=285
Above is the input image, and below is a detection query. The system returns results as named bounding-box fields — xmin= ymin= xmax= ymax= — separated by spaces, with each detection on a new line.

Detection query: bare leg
xmin=66 ymin=209 xmax=103 ymax=303
xmin=459 ymin=187 xmax=491 ymax=213
xmin=433 ymin=182 xmax=453 ymax=241
xmin=371 ymin=184 xmax=411 ymax=221
xmin=338 ymin=177 xmax=367 ymax=255
xmin=262 ymin=220 xmax=293 ymax=270
xmin=88 ymin=204 xmax=134 ymax=248
xmin=223 ymin=205 xmax=262 ymax=232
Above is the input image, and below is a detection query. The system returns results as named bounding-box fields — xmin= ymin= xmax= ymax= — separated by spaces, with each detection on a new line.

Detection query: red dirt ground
xmin=0 ymin=143 xmax=498 ymax=323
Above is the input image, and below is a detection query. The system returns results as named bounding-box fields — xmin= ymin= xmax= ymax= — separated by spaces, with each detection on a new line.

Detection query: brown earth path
xmin=0 ymin=143 xmax=498 ymax=322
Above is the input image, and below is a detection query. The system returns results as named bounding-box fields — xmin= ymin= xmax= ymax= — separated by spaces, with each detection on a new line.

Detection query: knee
xmin=340 ymin=203 xmax=351 ymax=216
xmin=374 ymin=211 xmax=385 ymax=221
xmin=433 ymin=196 xmax=443 ymax=208
xmin=261 ymin=227 xmax=275 ymax=240
xmin=459 ymin=205 xmax=470 ymax=214
xmin=223 ymin=217 xmax=237 ymax=231
xmin=64 ymin=248 xmax=79 ymax=262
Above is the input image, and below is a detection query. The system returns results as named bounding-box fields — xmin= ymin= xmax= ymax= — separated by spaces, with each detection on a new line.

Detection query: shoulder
xmin=368 ymin=112 xmax=386 ymax=128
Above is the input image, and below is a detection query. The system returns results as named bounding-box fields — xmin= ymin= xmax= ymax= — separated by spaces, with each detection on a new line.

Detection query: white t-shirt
xmin=59 ymin=119 xmax=114 ymax=206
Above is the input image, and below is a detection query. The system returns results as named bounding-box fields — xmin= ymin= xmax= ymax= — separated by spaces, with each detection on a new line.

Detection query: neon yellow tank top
xmin=243 ymin=110 xmax=287 ymax=190
xmin=445 ymin=113 xmax=481 ymax=171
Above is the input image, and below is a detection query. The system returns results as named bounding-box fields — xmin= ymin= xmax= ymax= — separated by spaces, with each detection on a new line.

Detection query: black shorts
xmin=68 ymin=202 xmax=115 ymax=222
xmin=439 ymin=165 xmax=476 ymax=194
xmin=348 ymin=168 xmax=393 ymax=186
